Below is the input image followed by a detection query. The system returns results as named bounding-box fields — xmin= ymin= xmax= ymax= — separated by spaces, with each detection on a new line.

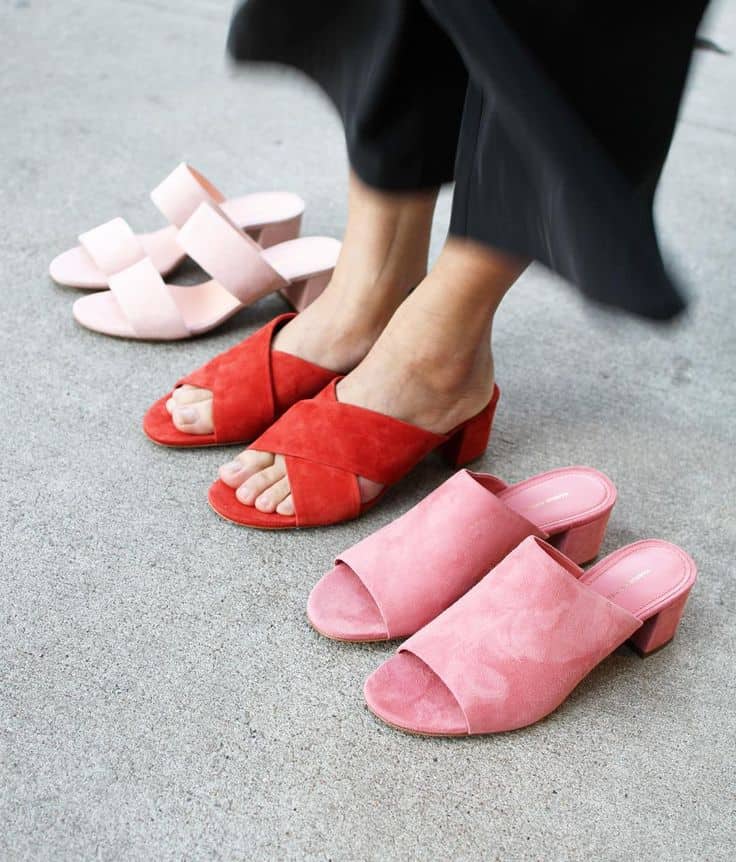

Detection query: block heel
xmin=550 ymin=506 xmax=613 ymax=565
xmin=627 ymin=589 xmax=692 ymax=657
xmin=440 ymin=386 xmax=500 ymax=468
xmin=257 ymin=213 xmax=303 ymax=248
xmin=280 ymin=270 xmax=332 ymax=312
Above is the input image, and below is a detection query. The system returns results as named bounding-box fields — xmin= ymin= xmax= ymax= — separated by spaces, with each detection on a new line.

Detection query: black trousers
xmin=228 ymin=1 xmax=708 ymax=319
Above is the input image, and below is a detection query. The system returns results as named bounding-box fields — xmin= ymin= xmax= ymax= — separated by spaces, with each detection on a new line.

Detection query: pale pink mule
xmin=364 ymin=536 xmax=696 ymax=736
xmin=72 ymin=202 xmax=340 ymax=340
xmin=308 ymin=466 xmax=616 ymax=642
xmin=50 ymin=163 xmax=304 ymax=288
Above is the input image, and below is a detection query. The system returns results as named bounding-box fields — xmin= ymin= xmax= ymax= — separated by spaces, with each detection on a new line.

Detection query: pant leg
xmin=229 ymin=0 xmax=708 ymax=319
xmin=228 ymin=0 xmax=467 ymax=190
xmin=424 ymin=0 xmax=708 ymax=318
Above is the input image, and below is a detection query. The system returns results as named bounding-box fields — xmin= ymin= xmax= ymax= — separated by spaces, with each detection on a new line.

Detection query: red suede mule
xmin=143 ymin=313 xmax=337 ymax=448
xmin=208 ymin=382 xmax=501 ymax=529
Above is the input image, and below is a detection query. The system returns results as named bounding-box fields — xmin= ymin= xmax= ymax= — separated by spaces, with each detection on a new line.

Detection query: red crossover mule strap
xmin=249 ymin=380 xmax=450 ymax=526
xmin=178 ymin=314 xmax=335 ymax=444
xmin=252 ymin=380 xmax=445 ymax=486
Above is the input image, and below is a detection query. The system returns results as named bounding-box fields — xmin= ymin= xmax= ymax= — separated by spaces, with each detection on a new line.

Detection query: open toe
xmin=364 ymin=653 xmax=467 ymax=736
xmin=307 ymin=466 xmax=616 ymax=642
xmin=143 ymin=313 xmax=337 ymax=448
xmin=307 ymin=563 xmax=388 ymax=641
xmin=364 ymin=536 xmax=697 ymax=736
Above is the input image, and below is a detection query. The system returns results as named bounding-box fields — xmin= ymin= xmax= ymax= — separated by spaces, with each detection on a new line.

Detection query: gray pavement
xmin=1 ymin=1 xmax=735 ymax=859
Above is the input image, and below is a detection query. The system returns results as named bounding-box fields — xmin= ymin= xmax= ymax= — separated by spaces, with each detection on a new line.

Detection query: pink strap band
xmin=400 ymin=537 xmax=641 ymax=734
xmin=337 ymin=470 xmax=547 ymax=638
xmin=108 ymin=258 xmax=190 ymax=340
xmin=78 ymin=217 xmax=144 ymax=276
xmin=176 ymin=202 xmax=288 ymax=304
xmin=150 ymin=163 xmax=225 ymax=228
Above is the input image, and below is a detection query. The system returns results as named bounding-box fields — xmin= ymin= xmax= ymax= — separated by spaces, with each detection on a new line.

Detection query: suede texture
xmin=322 ymin=470 xmax=546 ymax=639
xmin=308 ymin=467 xmax=618 ymax=642
xmin=142 ymin=313 xmax=336 ymax=447
xmin=78 ymin=217 xmax=145 ymax=276
xmin=175 ymin=201 xmax=288 ymax=304
xmin=107 ymin=257 xmax=191 ymax=341
xmin=208 ymin=383 xmax=500 ymax=529
xmin=366 ymin=537 xmax=642 ymax=735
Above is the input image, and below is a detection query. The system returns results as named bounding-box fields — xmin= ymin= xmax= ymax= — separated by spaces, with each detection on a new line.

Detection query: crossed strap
xmin=250 ymin=381 xmax=450 ymax=526
xmin=335 ymin=470 xmax=548 ymax=638
xmin=177 ymin=314 xmax=336 ymax=444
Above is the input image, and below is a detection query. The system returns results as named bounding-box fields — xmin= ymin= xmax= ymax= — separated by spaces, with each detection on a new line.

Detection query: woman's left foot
xmin=217 ymin=295 xmax=495 ymax=516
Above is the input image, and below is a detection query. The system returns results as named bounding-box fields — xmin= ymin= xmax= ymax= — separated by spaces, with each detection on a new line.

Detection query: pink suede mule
xmin=143 ymin=313 xmax=337 ymax=448
xmin=72 ymin=202 xmax=339 ymax=340
xmin=50 ymin=162 xmax=305 ymax=288
xmin=308 ymin=466 xmax=616 ymax=641
xmin=364 ymin=536 xmax=697 ymax=736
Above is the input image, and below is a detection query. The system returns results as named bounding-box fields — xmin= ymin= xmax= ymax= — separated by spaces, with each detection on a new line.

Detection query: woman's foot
xmin=166 ymin=173 xmax=437 ymax=436
xmin=217 ymin=239 xmax=526 ymax=517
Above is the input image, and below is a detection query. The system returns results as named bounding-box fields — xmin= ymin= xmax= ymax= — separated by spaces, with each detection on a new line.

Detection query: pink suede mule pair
xmin=308 ymin=468 xmax=696 ymax=736
xmin=51 ymin=163 xmax=339 ymax=339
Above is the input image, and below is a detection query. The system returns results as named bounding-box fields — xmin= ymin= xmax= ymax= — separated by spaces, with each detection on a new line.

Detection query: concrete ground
xmin=2 ymin=1 xmax=735 ymax=859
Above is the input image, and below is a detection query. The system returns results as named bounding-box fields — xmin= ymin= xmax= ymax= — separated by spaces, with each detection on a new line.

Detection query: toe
xmin=172 ymin=399 xmax=214 ymax=435
xmin=364 ymin=653 xmax=467 ymax=736
xmin=171 ymin=384 xmax=212 ymax=405
xmin=357 ymin=476 xmax=384 ymax=504
xmin=236 ymin=455 xmax=287 ymax=506
xmin=276 ymin=494 xmax=295 ymax=516
xmin=308 ymin=564 xmax=388 ymax=641
xmin=219 ymin=450 xmax=274 ymax=488
xmin=255 ymin=476 xmax=291 ymax=513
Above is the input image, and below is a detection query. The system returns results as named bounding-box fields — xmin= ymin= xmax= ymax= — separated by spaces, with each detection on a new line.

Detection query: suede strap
xmin=336 ymin=470 xmax=547 ymax=638
xmin=176 ymin=202 xmax=288 ymax=304
xmin=252 ymin=380 xmax=445 ymax=486
xmin=149 ymin=162 xmax=226 ymax=228
xmin=78 ymin=217 xmax=145 ymax=276
xmin=107 ymin=257 xmax=190 ymax=340
xmin=179 ymin=314 xmax=335 ymax=444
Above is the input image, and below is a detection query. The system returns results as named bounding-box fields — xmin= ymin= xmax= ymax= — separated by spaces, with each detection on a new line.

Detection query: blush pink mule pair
xmin=51 ymin=163 xmax=340 ymax=340
xmin=308 ymin=468 xmax=697 ymax=736
xmin=50 ymin=162 xmax=305 ymax=288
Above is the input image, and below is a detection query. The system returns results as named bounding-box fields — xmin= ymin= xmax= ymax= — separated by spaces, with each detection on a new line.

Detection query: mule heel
xmin=550 ymin=506 xmax=613 ymax=565
xmin=257 ymin=213 xmax=303 ymax=248
xmin=627 ymin=589 xmax=692 ymax=657
xmin=280 ymin=270 xmax=332 ymax=312
xmin=440 ymin=386 xmax=500 ymax=468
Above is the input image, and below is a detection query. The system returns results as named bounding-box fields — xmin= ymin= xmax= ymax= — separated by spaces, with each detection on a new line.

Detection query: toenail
xmin=224 ymin=460 xmax=243 ymax=473
xmin=238 ymin=483 xmax=255 ymax=501
xmin=177 ymin=407 xmax=198 ymax=423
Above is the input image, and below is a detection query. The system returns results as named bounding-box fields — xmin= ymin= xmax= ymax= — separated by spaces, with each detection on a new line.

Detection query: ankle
xmin=406 ymin=343 xmax=495 ymax=404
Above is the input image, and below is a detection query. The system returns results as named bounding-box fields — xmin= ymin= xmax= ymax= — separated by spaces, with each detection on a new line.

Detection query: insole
xmin=220 ymin=191 xmax=304 ymax=228
xmin=139 ymin=193 xmax=306 ymax=270
xmin=580 ymin=541 xmax=694 ymax=620
xmin=492 ymin=467 xmax=614 ymax=533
